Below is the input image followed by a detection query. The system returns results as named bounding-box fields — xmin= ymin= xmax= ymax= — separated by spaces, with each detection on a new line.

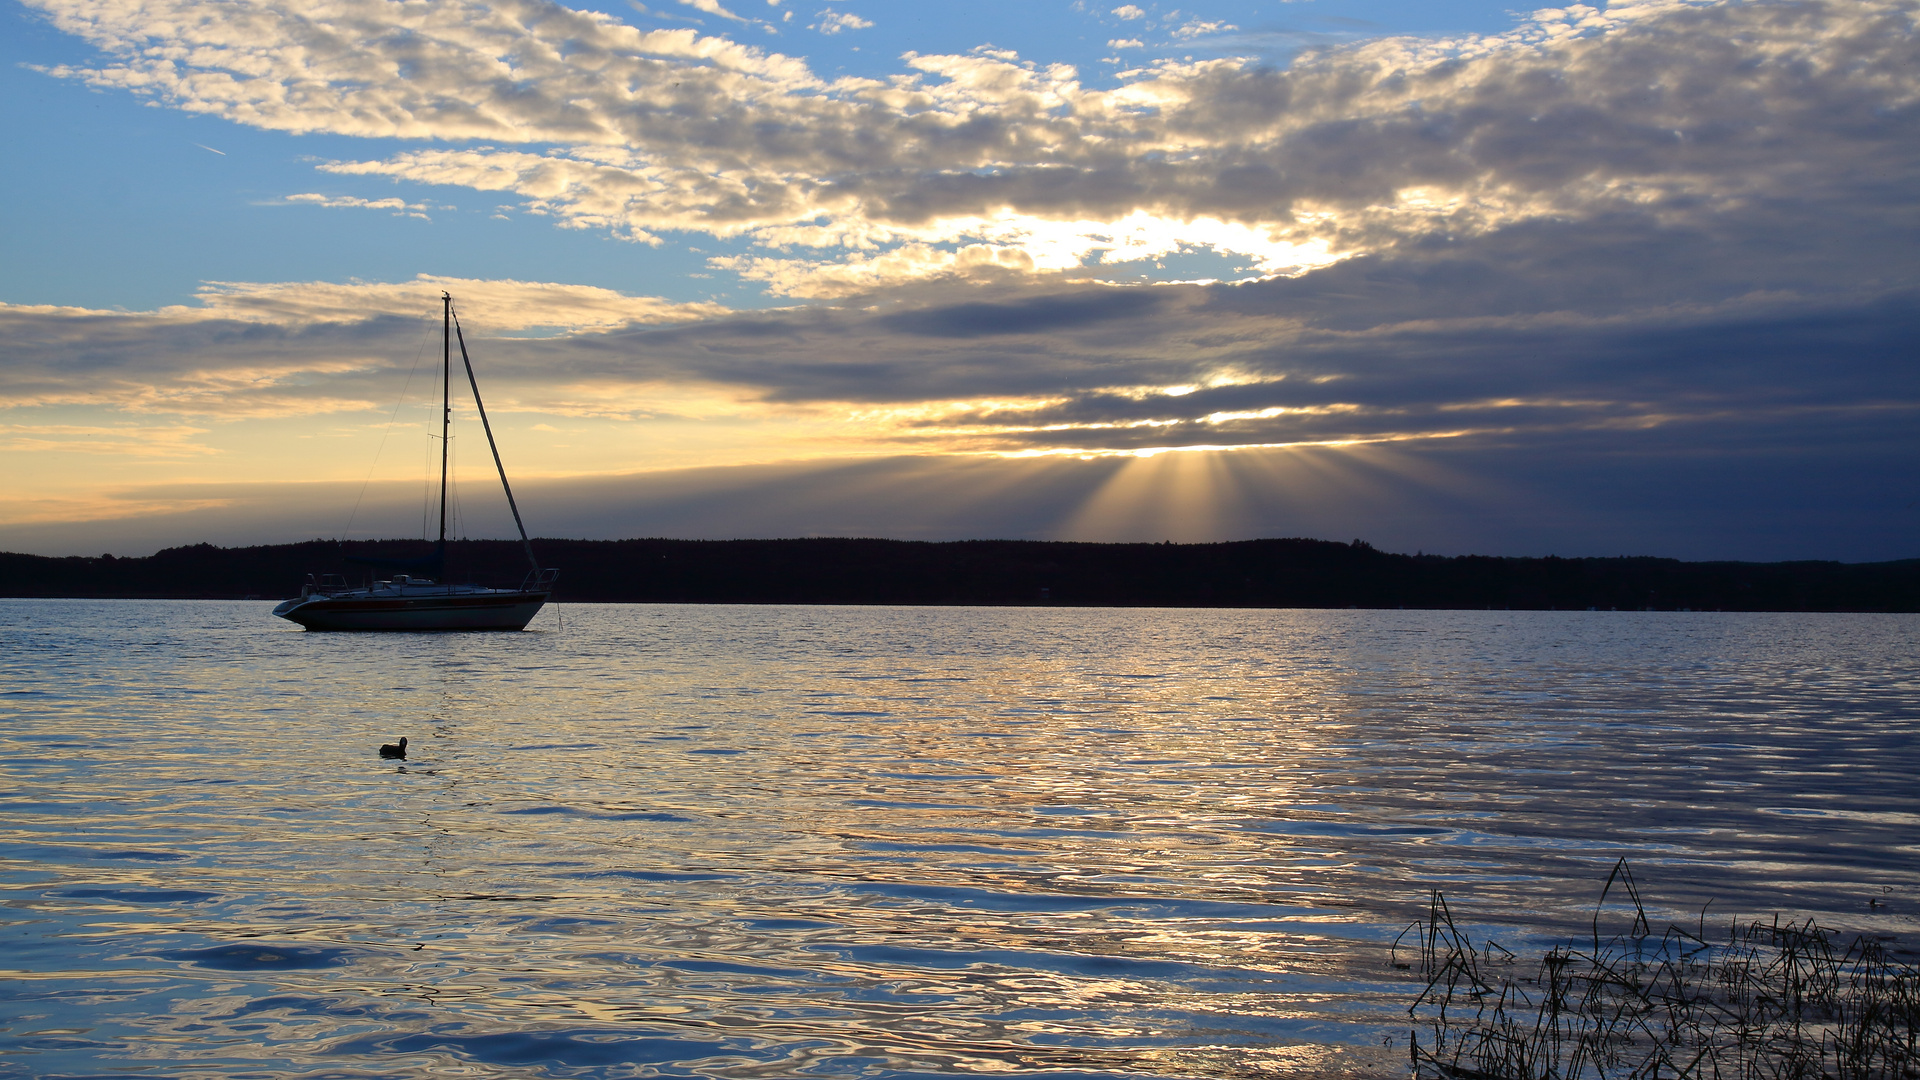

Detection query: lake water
xmin=2 ymin=601 xmax=1916 ymax=1079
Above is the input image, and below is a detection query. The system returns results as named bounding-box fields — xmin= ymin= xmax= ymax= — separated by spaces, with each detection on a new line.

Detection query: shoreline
xmin=5 ymin=536 xmax=1917 ymax=611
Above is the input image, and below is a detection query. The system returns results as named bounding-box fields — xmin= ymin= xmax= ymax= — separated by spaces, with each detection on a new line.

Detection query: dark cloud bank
xmin=7 ymin=205 xmax=1914 ymax=558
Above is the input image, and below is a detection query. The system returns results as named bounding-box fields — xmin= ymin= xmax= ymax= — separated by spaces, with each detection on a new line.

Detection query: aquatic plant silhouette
xmin=1401 ymin=860 xmax=1920 ymax=1080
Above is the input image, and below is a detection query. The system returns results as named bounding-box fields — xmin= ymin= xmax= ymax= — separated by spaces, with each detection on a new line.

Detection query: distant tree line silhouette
xmin=3 ymin=537 xmax=1916 ymax=611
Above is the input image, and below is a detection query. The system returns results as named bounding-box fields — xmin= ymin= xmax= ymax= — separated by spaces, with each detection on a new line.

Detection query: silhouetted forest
xmin=3 ymin=537 xmax=1916 ymax=610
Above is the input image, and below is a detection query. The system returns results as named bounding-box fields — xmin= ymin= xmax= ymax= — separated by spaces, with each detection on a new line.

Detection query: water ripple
xmin=1 ymin=601 xmax=1915 ymax=1078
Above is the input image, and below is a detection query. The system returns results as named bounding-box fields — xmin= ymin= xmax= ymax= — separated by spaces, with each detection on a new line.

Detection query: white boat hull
xmin=273 ymin=588 xmax=549 ymax=631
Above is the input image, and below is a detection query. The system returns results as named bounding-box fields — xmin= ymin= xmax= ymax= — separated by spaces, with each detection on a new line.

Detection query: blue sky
xmin=2 ymin=0 xmax=1916 ymax=560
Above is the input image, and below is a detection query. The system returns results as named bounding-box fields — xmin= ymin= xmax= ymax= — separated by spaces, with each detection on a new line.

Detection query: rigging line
xmin=343 ymin=319 xmax=436 ymax=542
xmin=449 ymin=424 xmax=463 ymax=546
xmin=451 ymin=306 xmax=542 ymax=575
xmin=420 ymin=429 xmax=433 ymax=541
xmin=443 ymin=409 xmax=458 ymax=543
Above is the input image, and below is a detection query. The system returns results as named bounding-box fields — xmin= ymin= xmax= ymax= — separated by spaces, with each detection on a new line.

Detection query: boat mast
xmin=438 ymin=292 xmax=452 ymax=553
xmin=449 ymin=301 xmax=543 ymax=576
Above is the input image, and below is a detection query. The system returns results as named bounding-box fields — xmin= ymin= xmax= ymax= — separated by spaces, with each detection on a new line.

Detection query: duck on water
xmin=272 ymin=293 xmax=558 ymax=632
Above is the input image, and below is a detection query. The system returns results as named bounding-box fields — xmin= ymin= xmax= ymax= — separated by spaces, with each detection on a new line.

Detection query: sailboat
xmin=272 ymin=293 xmax=560 ymax=631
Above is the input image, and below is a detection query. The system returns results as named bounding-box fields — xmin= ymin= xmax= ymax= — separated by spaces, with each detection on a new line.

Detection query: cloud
xmin=0 ymin=422 xmax=217 ymax=459
xmin=875 ymin=289 xmax=1167 ymax=338
xmin=811 ymin=10 xmax=871 ymax=34
xmin=1171 ymin=19 xmax=1237 ymax=39
xmin=0 ymin=276 xmax=728 ymax=416
xmin=25 ymin=0 xmax=1918 ymax=300
xmin=1107 ymin=38 xmax=1143 ymax=48
xmin=1112 ymin=5 xmax=1146 ymax=19
xmin=282 ymin=193 xmax=440 ymax=219
xmin=3 ymin=226 xmax=1915 ymax=554
xmin=716 ymin=211 xmax=1341 ymax=297
xmin=7 ymin=0 xmax=1920 ymax=435
xmin=680 ymin=0 xmax=749 ymax=22
xmin=7 ymin=239 xmax=1911 ymax=450
xmin=177 ymin=276 xmax=726 ymax=331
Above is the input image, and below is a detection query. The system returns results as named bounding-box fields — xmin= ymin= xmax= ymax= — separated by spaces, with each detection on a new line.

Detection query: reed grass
xmin=1399 ymin=860 xmax=1920 ymax=1080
